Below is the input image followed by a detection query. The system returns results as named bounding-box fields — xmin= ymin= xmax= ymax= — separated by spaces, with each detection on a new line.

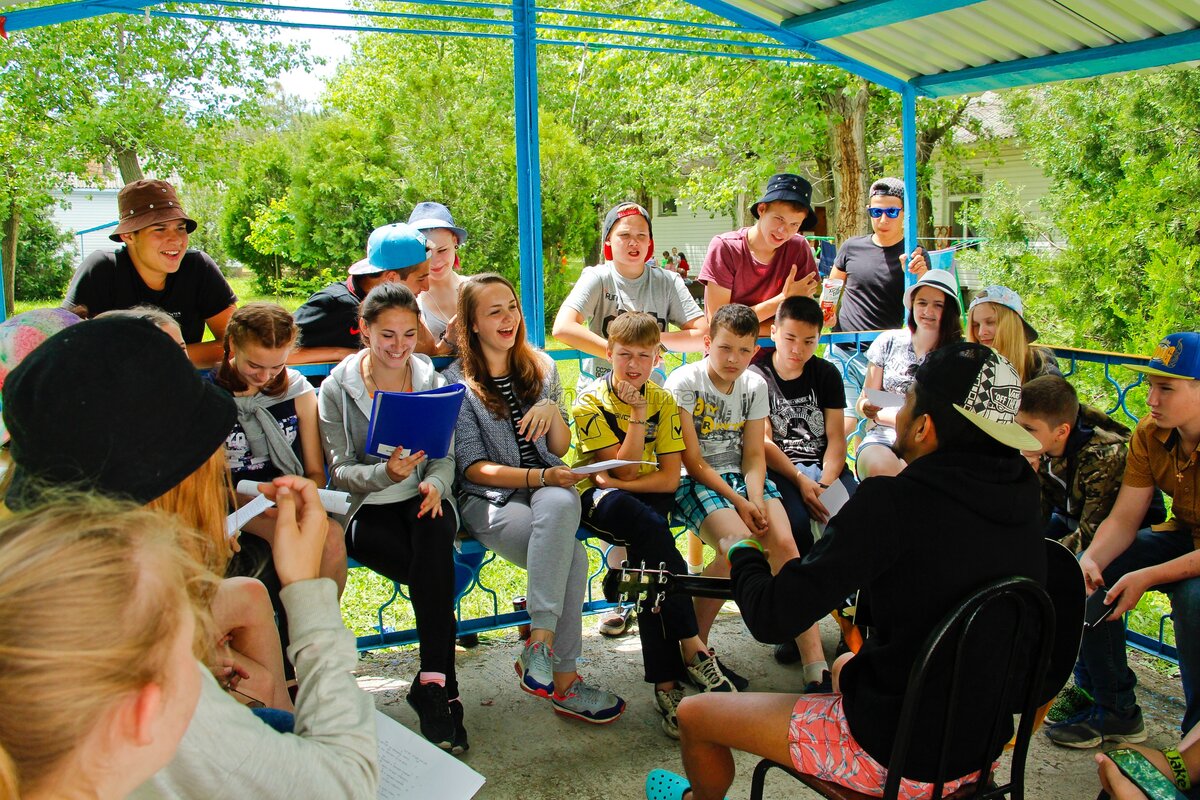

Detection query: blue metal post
xmin=901 ymin=84 xmax=918 ymax=290
xmin=512 ymin=0 xmax=546 ymax=346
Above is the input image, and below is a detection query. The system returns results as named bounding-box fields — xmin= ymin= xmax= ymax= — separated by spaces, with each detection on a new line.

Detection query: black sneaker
xmin=1045 ymin=706 xmax=1146 ymax=749
xmin=713 ymin=654 xmax=749 ymax=691
xmin=407 ymin=680 xmax=454 ymax=749
xmin=773 ymin=640 xmax=802 ymax=665
xmin=448 ymin=696 xmax=469 ymax=755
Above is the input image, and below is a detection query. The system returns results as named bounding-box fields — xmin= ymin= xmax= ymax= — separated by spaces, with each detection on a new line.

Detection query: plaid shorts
xmin=788 ymin=693 xmax=989 ymax=800
xmin=672 ymin=471 xmax=781 ymax=534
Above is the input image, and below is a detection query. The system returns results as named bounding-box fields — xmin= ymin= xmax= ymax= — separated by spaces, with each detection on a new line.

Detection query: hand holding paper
xmin=570 ymin=458 xmax=657 ymax=475
xmin=864 ymin=388 xmax=905 ymax=409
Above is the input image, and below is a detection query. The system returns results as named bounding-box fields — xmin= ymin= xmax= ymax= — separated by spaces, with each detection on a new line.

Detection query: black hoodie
xmin=731 ymin=447 xmax=1045 ymax=781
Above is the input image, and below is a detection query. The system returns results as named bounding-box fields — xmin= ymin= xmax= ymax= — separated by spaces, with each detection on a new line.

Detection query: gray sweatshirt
xmin=317 ymin=350 xmax=457 ymax=523
xmin=131 ymin=579 xmax=378 ymax=799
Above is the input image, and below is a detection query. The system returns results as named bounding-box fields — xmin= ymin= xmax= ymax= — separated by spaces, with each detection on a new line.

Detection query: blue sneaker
xmin=514 ymin=640 xmax=555 ymax=697
xmin=551 ymin=677 xmax=626 ymax=724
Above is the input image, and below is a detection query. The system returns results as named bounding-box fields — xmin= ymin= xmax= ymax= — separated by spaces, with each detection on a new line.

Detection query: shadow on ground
xmin=354 ymin=612 xmax=1185 ymax=800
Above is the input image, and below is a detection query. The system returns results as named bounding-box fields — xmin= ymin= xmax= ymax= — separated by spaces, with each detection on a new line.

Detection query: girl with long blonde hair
xmin=967 ymin=285 xmax=1060 ymax=383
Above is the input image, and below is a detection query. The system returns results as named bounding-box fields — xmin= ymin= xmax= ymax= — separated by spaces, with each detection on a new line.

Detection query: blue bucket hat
xmin=1125 ymin=333 xmax=1200 ymax=381
xmin=367 ymin=222 xmax=429 ymax=272
xmin=407 ymin=201 xmax=468 ymax=244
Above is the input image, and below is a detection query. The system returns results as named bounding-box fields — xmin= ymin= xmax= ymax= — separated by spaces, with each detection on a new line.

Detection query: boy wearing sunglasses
xmin=827 ymin=177 xmax=930 ymax=436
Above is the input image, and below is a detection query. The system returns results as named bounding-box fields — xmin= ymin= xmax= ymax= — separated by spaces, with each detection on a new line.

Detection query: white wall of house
xmin=49 ymin=187 xmax=120 ymax=263
xmin=650 ymin=197 xmax=735 ymax=278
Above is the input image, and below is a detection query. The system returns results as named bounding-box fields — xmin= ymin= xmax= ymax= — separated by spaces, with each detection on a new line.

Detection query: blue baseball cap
xmin=366 ymin=222 xmax=428 ymax=273
xmin=1126 ymin=333 xmax=1200 ymax=380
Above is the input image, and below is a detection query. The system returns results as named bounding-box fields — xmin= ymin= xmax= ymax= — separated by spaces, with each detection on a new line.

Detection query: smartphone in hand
xmin=1085 ymin=589 xmax=1115 ymax=628
xmin=1103 ymin=748 xmax=1189 ymax=799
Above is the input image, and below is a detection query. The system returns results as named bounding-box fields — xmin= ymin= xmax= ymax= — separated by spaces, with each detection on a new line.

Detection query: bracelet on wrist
xmin=627 ymin=418 xmax=647 ymax=426
xmin=726 ymin=538 xmax=765 ymax=561
xmin=540 ymin=469 xmax=548 ymax=487
xmin=525 ymin=467 xmax=532 ymax=488
xmin=817 ymin=482 xmax=830 ymax=489
xmin=1163 ymin=748 xmax=1190 ymax=790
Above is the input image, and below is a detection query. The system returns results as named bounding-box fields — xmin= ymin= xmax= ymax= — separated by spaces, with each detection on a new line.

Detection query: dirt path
xmin=355 ymin=612 xmax=1185 ymax=800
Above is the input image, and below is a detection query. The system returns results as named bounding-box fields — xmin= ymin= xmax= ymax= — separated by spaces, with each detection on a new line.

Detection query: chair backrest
xmin=1040 ymin=538 xmax=1085 ymax=706
xmin=883 ymin=575 xmax=1055 ymax=799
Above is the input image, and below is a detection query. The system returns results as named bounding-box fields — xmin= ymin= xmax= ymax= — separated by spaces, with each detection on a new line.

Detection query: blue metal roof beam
xmin=680 ymin=0 xmax=909 ymax=92
xmin=210 ymin=0 xmax=515 ymax=23
xmin=782 ymin=0 xmax=986 ymax=40
xmin=537 ymin=36 xmax=821 ymax=63
xmin=913 ymin=26 xmax=1200 ymax=97
xmin=148 ymin=8 xmax=514 ymax=36
xmin=533 ymin=5 xmax=771 ymax=34
xmin=4 ymin=0 xmax=160 ymax=32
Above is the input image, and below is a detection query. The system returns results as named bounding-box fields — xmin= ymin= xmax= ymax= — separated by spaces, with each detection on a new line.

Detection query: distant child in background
xmin=571 ymin=312 xmax=736 ymax=738
xmin=749 ymin=295 xmax=856 ymax=684
xmin=409 ymin=201 xmax=469 ymax=355
xmin=665 ymin=303 xmax=802 ymax=688
xmin=967 ymin=285 xmax=1060 ymax=382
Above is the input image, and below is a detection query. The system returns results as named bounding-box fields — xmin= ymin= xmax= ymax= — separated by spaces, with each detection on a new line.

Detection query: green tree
xmin=13 ymin=201 xmax=76 ymax=302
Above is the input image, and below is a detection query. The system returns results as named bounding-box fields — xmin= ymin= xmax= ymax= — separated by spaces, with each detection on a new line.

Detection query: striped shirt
xmin=494 ymin=374 xmax=543 ymax=468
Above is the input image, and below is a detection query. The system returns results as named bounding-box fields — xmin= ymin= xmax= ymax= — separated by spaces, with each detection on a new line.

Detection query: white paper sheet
xmin=235 ymin=481 xmax=352 ymax=516
xmin=570 ymin=459 xmax=658 ymax=475
xmin=812 ymin=479 xmax=852 ymax=540
xmin=864 ymin=388 xmax=905 ymax=408
xmin=376 ymin=711 xmax=485 ymax=800
xmin=225 ymin=493 xmax=274 ymax=539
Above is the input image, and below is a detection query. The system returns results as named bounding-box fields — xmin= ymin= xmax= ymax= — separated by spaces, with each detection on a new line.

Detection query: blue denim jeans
xmin=1078 ymin=528 xmax=1200 ymax=732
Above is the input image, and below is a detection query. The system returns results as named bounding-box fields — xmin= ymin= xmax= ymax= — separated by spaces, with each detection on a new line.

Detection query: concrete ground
xmin=356 ymin=611 xmax=1187 ymax=800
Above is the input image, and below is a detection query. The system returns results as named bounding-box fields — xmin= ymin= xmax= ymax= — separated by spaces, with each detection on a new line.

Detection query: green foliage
xmin=13 ymin=203 xmax=75 ymax=302
xmin=1001 ymin=70 xmax=1200 ymax=354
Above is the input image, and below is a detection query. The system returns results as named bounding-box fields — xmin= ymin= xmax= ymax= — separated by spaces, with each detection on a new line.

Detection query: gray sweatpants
xmin=459 ymin=487 xmax=586 ymax=674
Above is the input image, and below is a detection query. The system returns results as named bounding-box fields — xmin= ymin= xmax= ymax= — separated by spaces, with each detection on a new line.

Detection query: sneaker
xmin=448 ymin=696 xmax=469 ymax=755
xmin=773 ymin=640 xmax=801 ymax=665
xmin=686 ymin=651 xmax=737 ymax=692
xmin=1045 ymin=706 xmax=1146 ymax=749
xmin=597 ymin=604 xmax=634 ymax=637
xmin=803 ymin=670 xmax=834 ymax=694
xmin=1046 ymin=684 xmax=1094 ymax=723
xmin=406 ymin=679 xmax=454 ymax=749
xmin=655 ymin=685 xmax=685 ymax=739
xmin=514 ymin=640 xmax=555 ymax=697
xmin=713 ymin=653 xmax=749 ymax=691
xmin=551 ymin=677 xmax=626 ymax=724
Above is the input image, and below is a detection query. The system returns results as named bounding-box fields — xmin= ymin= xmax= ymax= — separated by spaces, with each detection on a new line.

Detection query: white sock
xmin=802 ymin=661 xmax=829 ymax=685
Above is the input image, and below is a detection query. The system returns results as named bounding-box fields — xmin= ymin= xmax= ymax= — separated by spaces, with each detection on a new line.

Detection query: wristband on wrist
xmin=627 ymin=418 xmax=647 ymax=426
xmin=1163 ymin=748 xmax=1190 ymax=790
xmin=726 ymin=538 xmax=765 ymax=561
xmin=540 ymin=469 xmax=548 ymax=487
xmin=817 ymin=482 xmax=830 ymax=489
xmin=525 ymin=468 xmax=532 ymax=488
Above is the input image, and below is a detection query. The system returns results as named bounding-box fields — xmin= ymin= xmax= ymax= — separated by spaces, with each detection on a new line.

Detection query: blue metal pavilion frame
xmin=0 ymin=0 xmax=937 ymax=330
xmin=5 ymin=0 xmax=1198 ymax=328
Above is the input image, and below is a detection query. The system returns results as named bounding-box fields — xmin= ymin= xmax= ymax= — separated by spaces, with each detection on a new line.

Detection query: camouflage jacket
xmin=1038 ymin=405 xmax=1130 ymax=554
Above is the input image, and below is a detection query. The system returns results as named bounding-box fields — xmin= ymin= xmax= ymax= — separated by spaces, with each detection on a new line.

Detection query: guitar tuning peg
xmin=653 ymin=591 xmax=666 ymax=614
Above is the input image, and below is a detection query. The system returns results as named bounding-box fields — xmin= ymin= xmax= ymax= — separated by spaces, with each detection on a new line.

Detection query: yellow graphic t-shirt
xmin=571 ymin=376 xmax=684 ymax=490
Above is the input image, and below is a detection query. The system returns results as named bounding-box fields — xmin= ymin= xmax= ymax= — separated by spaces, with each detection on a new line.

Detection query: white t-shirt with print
xmin=866 ymin=328 xmax=923 ymax=396
xmin=664 ymin=358 xmax=769 ymax=475
xmin=562 ymin=262 xmax=702 ymax=381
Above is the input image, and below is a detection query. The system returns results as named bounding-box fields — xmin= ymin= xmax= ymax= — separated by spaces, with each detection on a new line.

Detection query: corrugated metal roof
xmin=716 ymin=0 xmax=1200 ymax=95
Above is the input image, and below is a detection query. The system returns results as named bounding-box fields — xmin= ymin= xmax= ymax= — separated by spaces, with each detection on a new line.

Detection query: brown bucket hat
xmin=109 ymin=179 xmax=197 ymax=241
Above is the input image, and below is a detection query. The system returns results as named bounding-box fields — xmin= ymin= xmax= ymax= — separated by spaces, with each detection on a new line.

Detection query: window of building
xmin=658 ymin=198 xmax=678 ymax=217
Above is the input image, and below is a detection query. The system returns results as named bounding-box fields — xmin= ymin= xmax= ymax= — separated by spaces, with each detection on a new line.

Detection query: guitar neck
xmin=663 ymin=573 xmax=733 ymax=600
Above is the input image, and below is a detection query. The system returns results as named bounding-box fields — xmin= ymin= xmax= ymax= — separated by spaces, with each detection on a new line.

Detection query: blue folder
xmin=364 ymin=383 xmax=466 ymax=460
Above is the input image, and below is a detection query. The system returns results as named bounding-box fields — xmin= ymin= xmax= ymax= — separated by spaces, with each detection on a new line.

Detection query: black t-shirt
xmin=750 ymin=351 xmax=846 ymax=466
xmin=831 ymin=235 xmax=906 ymax=343
xmin=65 ymin=248 xmax=236 ymax=344
xmin=221 ymin=397 xmax=302 ymax=487
xmin=293 ymin=280 xmax=364 ymax=350
xmin=494 ymin=374 xmax=542 ymax=468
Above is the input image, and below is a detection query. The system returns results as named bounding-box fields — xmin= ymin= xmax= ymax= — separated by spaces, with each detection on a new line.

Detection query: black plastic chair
xmin=749 ymin=573 xmax=1056 ymax=800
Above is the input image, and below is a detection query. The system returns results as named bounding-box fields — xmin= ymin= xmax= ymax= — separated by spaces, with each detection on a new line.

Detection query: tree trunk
xmin=917 ymin=131 xmax=936 ymax=243
xmin=815 ymin=153 xmax=835 ymax=234
xmin=115 ymin=146 xmax=145 ymax=184
xmin=825 ymin=80 xmax=871 ymax=245
xmin=2 ymin=205 xmax=19 ymax=317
